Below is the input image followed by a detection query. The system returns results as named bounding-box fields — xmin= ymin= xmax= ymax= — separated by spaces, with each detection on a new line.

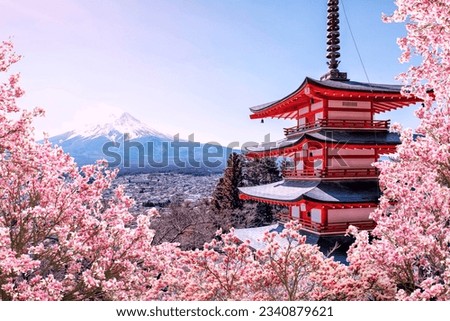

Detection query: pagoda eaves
xmin=245 ymin=130 xmax=400 ymax=158
xmin=249 ymin=77 xmax=421 ymax=120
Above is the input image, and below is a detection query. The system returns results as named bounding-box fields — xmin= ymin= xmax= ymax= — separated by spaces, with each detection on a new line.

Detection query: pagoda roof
xmin=312 ymin=78 xmax=404 ymax=93
xmin=234 ymin=224 xmax=285 ymax=251
xmin=245 ymin=129 xmax=400 ymax=156
xmin=239 ymin=179 xmax=380 ymax=204
xmin=249 ymin=77 xmax=421 ymax=119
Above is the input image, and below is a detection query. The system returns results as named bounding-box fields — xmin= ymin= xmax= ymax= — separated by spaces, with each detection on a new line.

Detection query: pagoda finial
xmin=321 ymin=0 xmax=348 ymax=81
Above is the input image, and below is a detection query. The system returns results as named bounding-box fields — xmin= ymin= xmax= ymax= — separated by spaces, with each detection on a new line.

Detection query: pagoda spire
xmin=321 ymin=0 xmax=348 ymax=81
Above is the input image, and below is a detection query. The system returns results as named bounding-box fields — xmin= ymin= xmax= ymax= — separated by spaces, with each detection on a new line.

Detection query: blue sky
xmin=0 ymin=0 xmax=418 ymax=145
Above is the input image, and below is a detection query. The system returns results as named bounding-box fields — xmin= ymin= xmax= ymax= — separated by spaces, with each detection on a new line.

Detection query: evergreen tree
xmin=211 ymin=155 xmax=284 ymax=229
xmin=242 ymin=157 xmax=283 ymax=226
xmin=243 ymin=157 xmax=281 ymax=186
xmin=211 ymin=153 xmax=244 ymax=228
xmin=253 ymin=202 xmax=275 ymax=226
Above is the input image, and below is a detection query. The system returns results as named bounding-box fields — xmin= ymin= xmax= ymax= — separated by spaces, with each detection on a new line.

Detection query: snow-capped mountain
xmin=45 ymin=112 xmax=229 ymax=172
xmin=45 ymin=112 xmax=173 ymax=166
xmin=62 ymin=112 xmax=171 ymax=142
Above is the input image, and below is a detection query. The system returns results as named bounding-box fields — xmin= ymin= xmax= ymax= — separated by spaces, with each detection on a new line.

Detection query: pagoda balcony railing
xmin=283 ymin=119 xmax=390 ymax=136
xmin=282 ymin=167 xmax=379 ymax=178
xmin=276 ymin=215 xmax=376 ymax=234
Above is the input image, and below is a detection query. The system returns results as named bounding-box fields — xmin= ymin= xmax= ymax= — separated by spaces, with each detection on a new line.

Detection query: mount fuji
xmin=51 ymin=112 xmax=171 ymax=142
xmin=45 ymin=112 xmax=229 ymax=173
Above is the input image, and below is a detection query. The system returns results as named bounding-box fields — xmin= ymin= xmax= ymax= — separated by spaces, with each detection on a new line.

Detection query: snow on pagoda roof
xmin=246 ymin=130 xmax=400 ymax=154
xmin=239 ymin=179 xmax=380 ymax=203
xmin=233 ymin=224 xmax=287 ymax=251
xmin=234 ymin=223 xmax=350 ymax=264
xmin=240 ymin=180 xmax=319 ymax=202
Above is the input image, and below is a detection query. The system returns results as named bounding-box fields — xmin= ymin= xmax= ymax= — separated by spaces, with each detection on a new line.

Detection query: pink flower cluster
xmin=347 ymin=0 xmax=450 ymax=300
xmin=164 ymin=222 xmax=358 ymax=301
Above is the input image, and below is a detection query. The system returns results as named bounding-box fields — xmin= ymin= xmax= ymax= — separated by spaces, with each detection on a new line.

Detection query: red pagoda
xmin=238 ymin=0 xmax=421 ymax=236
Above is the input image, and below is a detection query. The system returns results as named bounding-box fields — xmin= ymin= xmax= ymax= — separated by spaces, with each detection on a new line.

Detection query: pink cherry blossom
xmin=348 ymin=0 xmax=450 ymax=301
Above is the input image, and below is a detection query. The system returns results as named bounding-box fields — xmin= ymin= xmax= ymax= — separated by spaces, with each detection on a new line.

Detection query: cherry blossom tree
xmin=165 ymin=222 xmax=357 ymax=301
xmin=347 ymin=0 xmax=450 ymax=300
xmin=0 ymin=41 xmax=178 ymax=301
